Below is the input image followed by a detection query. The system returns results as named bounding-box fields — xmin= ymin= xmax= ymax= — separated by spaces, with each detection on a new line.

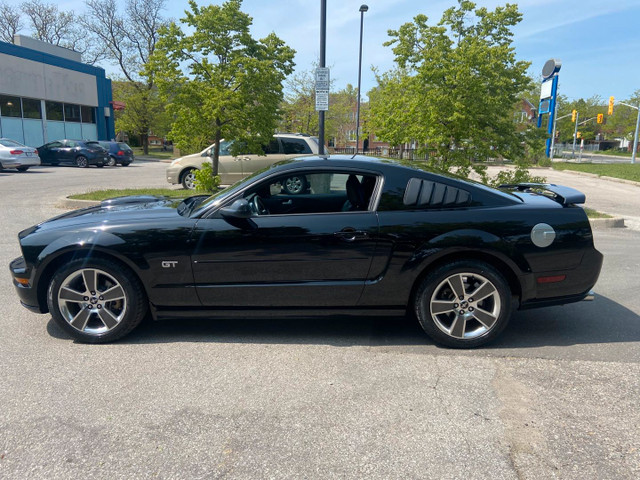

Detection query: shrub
xmin=193 ymin=162 xmax=221 ymax=193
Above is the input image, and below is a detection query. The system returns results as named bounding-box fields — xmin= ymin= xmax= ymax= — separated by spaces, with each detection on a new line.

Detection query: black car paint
xmin=37 ymin=139 xmax=109 ymax=167
xmin=98 ymin=141 xmax=135 ymax=165
xmin=11 ymin=156 xmax=602 ymax=323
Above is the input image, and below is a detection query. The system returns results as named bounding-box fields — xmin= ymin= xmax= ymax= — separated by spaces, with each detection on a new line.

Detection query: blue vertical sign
xmin=537 ymin=59 xmax=562 ymax=157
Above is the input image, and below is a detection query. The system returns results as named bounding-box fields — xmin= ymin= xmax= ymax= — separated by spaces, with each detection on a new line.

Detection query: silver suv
xmin=166 ymin=133 xmax=322 ymax=191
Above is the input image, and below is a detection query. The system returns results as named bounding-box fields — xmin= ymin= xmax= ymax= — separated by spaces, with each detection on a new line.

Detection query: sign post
xmin=537 ymin=59 xmax=562 ymax=158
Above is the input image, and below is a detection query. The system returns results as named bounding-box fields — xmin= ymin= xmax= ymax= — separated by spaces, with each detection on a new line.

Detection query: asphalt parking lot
xmin=1 ymin=162 xmax=639 ymax=479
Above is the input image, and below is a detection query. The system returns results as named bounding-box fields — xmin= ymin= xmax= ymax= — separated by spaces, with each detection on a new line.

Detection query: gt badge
xmin=162 ymin=261 xmax=178 ymax=268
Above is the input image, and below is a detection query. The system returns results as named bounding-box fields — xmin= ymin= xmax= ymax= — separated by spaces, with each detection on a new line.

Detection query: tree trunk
xmin=141 ymin=133 xmax=149 ymax=155
xmin=212 ymin=121 xmax=222 ymax=193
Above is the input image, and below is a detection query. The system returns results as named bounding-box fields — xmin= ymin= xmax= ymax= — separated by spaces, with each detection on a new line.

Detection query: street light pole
xmin=355 ymin=4 xmax=368 ymax=155
xmin=572 ymin=111 xmax=579 ymax=157
xmin=318 ymin=0 xmax=327 ymax=158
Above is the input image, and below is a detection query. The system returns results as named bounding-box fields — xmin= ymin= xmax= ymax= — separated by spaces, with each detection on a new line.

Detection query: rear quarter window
xmin=403 ymin=177 xmax=472 ymax=208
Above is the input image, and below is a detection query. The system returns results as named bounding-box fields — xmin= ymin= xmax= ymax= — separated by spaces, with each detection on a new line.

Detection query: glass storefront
xmin=0 ymin=96 xmax=97 ymax=147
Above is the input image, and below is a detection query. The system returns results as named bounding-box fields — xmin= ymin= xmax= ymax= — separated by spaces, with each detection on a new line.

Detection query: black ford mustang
xmin=10 ymin=156 xmax=602 ymax=347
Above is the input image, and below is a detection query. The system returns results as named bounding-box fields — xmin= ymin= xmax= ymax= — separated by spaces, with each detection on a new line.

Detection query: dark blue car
xmin=37 ymin=139 xmax=109 ymax=168
xmin=98 ymin=141 xmax=135 ymax=166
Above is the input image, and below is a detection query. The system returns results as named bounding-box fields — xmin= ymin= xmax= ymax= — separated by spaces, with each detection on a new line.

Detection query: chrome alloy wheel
xmin=183 ymin=170 xmax=196 ymax=190
xmin=57 ymin=268 xmax=127 ymax=335
xmin=284 ymin=176 xmax=304 ymax=194
xmin=429 ymin=272 xmax=501 ymax=340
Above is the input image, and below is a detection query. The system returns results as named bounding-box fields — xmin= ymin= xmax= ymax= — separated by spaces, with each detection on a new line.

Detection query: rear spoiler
xmin=498 ymin=183 xmax=586 ymax=205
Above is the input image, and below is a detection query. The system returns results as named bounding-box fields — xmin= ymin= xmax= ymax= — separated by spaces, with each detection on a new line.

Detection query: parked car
xmin=166 ymin=133 xmax=322 ymax=191
xmin=98 ymin=141 xmax=135 ymax=166
xmin=0 ymin=138 xmax=40 ymax=171
xmin=37 ymin=139 xmax=109 ymax=168
xmin=10 ymin=155 xmax=603 ymax=347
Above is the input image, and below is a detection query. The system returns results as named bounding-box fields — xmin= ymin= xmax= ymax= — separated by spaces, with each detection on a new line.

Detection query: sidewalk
xmin=486 ymin=166 xmax=640 ymax=230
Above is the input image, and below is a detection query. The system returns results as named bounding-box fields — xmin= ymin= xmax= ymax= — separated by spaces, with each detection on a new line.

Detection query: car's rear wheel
xmin=76 ymin=156 xmax=88 ymax=168
xmin=282 ymin=175 xmax=307 ymax=194
xmin=107 ymin=156 xmax=116 ymax=167
xmin=47 ymin=258 xmax=147 ymax=343
xmin=414 ymin=260 xmax=512 ymax=348
xmin=121 ymin=162 xmax=131 ymax=167
xmin=16 ymin=166 xmax=29 ymax=172
xmin=181 ymin=168 xmax=196 ymax=190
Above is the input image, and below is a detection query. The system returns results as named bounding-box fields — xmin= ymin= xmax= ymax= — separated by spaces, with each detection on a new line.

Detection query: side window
xmin=262 ymin=138 xmax=281 ymax=154
xmin=403 ymin=177 xmax=471 ymax=208
xmin=281 ymin=138 xmax=312 ymax=154
xmin=219 ymin=140 xmax=232 ymax=156
xmin=242 ymin=171 xmax=378 ymax=215
xmin=46 ymin=141 xmax=62 ymax=148
xmin=66 ymin=140 xmax=77 ymax=148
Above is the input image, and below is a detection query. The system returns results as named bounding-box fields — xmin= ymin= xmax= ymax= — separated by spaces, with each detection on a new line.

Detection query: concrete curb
xmin=531 ymin=166 xmax=640 ymax=188
xmin=58 ymin=197 xmax=100 ymax=209
xmin=589 ymin=217 xmax=625 ymax=229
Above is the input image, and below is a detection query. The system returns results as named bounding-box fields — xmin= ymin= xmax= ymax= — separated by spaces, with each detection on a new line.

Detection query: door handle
xmin=281 ymin=199 xmax=292 ymax=205
xmin=333 ymin=228 xmax=368 ymax=242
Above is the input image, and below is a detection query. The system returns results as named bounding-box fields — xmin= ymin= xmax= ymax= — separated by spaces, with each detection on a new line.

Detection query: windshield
xmin=0 ymin=139 xmax=24 ymax=147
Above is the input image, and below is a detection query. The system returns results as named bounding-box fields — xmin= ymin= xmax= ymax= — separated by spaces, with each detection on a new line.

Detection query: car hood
xmin=20 ymin=196 xmax=184 ymax=237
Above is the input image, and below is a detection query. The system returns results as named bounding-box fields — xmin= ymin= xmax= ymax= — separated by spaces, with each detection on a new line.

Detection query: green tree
xmin=368 ymin=0 xmax=532 ymax=180
xmin=148 ymin=0 xmax=295 ymax=175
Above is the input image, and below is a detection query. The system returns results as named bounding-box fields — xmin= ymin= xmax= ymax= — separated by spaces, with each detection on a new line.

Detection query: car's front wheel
xmin=181 ymin=168 xmax=196 ymax=190
xmin=107 ymin=156 xmax=117 ymax=167
xmin=414 ymin=260 xmax=512 ymax=348
xmin=47 ymin=258 xmax=147 ymax=343
xmin=75 ymin=156 xmax=88 ymax=168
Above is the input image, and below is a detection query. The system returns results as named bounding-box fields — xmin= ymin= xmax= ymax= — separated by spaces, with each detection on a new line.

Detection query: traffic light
xmin=597 ymin=113 xmax=604 ymax=124
xmin=608 ymin=96 xmax=614 ymax=115
xmin=571 ymin=109 xmax=577 ymax=122
xmin=577 ymin=131 xmax=582 ymax=139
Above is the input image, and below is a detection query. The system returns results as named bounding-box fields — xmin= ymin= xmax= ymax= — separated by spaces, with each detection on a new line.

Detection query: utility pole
xmin=551 ymin=112 xmax=573 ymax=160
xmin=617 ymin=101 xmax=640 ymax=164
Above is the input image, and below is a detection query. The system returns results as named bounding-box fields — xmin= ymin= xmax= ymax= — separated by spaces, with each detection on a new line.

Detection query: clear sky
xmin=18 ymin=0 xmax=640 ymax=102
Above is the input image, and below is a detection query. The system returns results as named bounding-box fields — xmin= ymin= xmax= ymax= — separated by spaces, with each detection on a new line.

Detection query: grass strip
xmin=69 ymin=188 xmax=191 ymax=201
xmin=552 ymin=162 xmax=640 ymax=182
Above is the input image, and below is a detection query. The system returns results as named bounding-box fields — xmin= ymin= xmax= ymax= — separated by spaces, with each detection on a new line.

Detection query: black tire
xmin=181 ymin=168 xmax=196 ymax=190
xmin=282 ymin=175 xmax=308 ymax=195
xmin=414 ymin=260 xmax=513 ymax=348
xmin=96 ymin=163 xmax=104 ymax=168
xmin=16 ymin=166 xmax=29 ymax=172
xmin=107 ymin=156 xmax=117 ymax=167
xmin=121 ymin=162 xmax=131 ymax=167
xmin=76 ymin=155 xmax=88 ymax=168
xmin=47 ymin=257 xmax=148 ymax=343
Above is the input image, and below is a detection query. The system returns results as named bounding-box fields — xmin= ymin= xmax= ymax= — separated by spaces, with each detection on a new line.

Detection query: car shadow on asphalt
xmin=45 ymin=294 xmax=639 ymax=350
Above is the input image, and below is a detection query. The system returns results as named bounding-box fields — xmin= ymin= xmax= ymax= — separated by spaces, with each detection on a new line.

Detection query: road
xmin=0 ymin=162 xmax=638 ymax=479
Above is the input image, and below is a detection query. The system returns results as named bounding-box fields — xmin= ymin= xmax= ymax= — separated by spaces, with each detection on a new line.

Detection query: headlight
xmin=170 ymin=158 xmax=183 ymax=165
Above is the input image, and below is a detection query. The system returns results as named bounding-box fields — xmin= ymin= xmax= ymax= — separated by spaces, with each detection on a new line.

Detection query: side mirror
xmin=220 ymin=199 xmax=256 ymax=229
xmin=220 ymin=199 xmax=253 ymax=219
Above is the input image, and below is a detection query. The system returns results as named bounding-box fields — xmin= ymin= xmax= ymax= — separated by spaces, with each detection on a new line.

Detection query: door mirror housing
xmin=220 ymin=199 xmax=253 ymax=219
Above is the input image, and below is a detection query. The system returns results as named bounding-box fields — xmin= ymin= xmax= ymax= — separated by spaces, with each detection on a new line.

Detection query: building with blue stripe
xmin=0 ymin=36 xmax=114 ymax=147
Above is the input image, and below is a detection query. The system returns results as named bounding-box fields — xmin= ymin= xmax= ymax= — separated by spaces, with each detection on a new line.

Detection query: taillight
xmin=117 ymin=150 xmax=125 ymax=155
xmin=35 ymin=149 xmax=38 ymax=155
xmin=10 ymin=150 xmax=24 ymax=155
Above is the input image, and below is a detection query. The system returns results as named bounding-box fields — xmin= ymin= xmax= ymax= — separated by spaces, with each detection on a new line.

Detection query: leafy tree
xmin=0 ymin=2 xmax=23 ymax=43
xmin=148 ymin=0 xmax=295 ymax=175
xmin=19 ymin=0 xmax=105 ymax=64
xmin=83 ymin=0 xmax=167 ymax=153
xmin=368 ymin=0 xmax=532 ymax=181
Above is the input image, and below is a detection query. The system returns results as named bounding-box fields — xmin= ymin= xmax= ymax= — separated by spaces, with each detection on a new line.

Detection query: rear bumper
xmin=1 ymin=156 xmax=41 ymax=168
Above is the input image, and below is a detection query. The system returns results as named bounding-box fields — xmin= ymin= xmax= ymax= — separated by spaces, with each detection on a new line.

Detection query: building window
xmin=0 ymin=95 xmax=22 ymax=117
xmin=64 ymin=103 xmax=81 ymax=122
xmin=22 ymin=98 xmax=42 ymax=119
xmin=46 ymin=101 xmax=64 ymax=121
xmin=81 ymin=106 xmax=96 ymax=124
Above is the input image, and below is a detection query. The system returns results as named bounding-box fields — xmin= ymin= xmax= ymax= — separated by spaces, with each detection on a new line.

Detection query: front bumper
xmin=166 ymin=164 xmax=181 ymax=184
xmin=10 ymin=256 xmax=43 ymax=313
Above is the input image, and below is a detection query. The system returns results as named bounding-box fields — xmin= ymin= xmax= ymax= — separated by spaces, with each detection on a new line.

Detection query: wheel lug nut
xmin=97 ymin=304 xmax=102 ymax=309
xmin=469 ymin=298 xmax=474 ymax=302
xmin=454 ymin=303 xmax=459 ymax=308
xmin=91 ymin=291 xmax=96 ymax=295
xmin=99 ymin=296 xmax=104 ymax=300
xmin=459 ymin=296 xmax=464 ymax=300
xmin=459 ymin=310 xmax=465 ymax=315
xmin=469 ymin=307 xmax=474 ymax=312
xmin=84 ymin=296 xmax=89 ymax=301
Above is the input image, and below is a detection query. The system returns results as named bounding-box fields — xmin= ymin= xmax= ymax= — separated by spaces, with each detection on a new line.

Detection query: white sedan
xmin=0 ymin=138 xmax=40 ymax=171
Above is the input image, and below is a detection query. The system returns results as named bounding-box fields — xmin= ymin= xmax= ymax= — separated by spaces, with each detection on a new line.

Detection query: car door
xmin=190 ymin=170 xmax=380 ymax=308
xmin=39 ymin=141 xmax=63 ymax=164
xmin=238 ymin=137 xmax=284 ymax=176
xmin=215 ymin=141 xmax=244 ymax=184
xmin=57 ymin=140 xmax=76 ymax=164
